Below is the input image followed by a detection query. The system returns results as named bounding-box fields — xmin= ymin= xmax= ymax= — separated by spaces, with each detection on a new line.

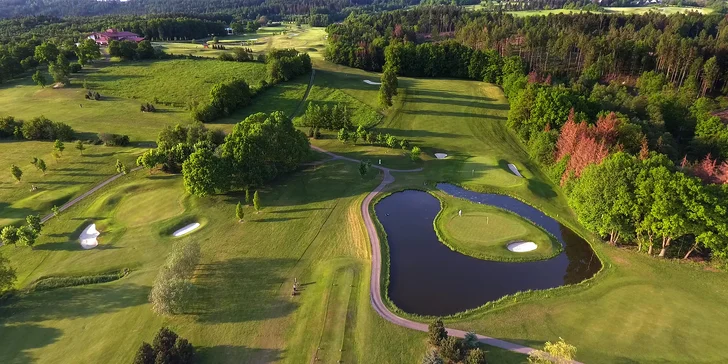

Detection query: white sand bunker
xmin=507 ymin=241 xmax=537 ymax=252
xmin=435 ymin=153 xmax=448 ymax=159
xmin=173 ymin=223 xmax=201 ymax=237
xmin=363 ymin=80 xmax=382 ymax=85
xmin=508 ymin=163 xmax=523 ymax=178
xmin=79 ymin=223 xmax=100 ymax=249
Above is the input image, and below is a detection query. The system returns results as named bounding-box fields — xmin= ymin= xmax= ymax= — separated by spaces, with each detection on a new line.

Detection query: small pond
xmin=375 ymin=184 xmax=600 ymax=316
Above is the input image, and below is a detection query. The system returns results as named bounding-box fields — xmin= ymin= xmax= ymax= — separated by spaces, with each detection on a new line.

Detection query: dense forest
xmin=0 ymin=0 xmax=418 ymax=20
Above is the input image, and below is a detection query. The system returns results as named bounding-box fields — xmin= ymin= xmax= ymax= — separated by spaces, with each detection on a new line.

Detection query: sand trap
xmin=79 ymin=224 xmax=100 ymax=249
xmin=173 ymin=223 xmax=201 ymax=237
xmin=507 ymin=241 xmax=537 ymax=252
xmin=363 ymin=80 xmax=381 ymax=85
xmin=507 ymin=163 xmax=523 ymax=178
xmin=435 ymin=153 xmax=448 ymax=159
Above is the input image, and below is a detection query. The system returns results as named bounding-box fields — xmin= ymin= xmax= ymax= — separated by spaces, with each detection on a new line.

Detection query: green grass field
xmin=433 ymin=192 xmax=560 ymax=262
xmin=87 ymin=59 xmax=267 ymax=107
xmin=2 ymin=54 xmax=728 ymax=364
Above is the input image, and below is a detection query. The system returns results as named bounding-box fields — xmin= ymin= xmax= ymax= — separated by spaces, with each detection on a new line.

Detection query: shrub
xmin=134 ymin=327 xmax=195 ymax=364
xmin=27 ymin=269 xmax=129 ymax=291
xmin=69 ymin=63 xmax=82 ymax=73
xmin=98 ymin=133 xmax=130 ymax=146
xmin=0 ymin=116 xmax=20 ymax=138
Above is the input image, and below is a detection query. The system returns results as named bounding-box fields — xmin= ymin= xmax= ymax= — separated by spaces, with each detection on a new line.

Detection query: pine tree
xmin=428 ymin=318 xmax=448 ymax=346
xmin=253 ymin=191 xmax=261 ymax=213
xmin=10 ymin=164 xmax=22 ymax=182
xmin=236 ymin=202 xmax=244 ymax=222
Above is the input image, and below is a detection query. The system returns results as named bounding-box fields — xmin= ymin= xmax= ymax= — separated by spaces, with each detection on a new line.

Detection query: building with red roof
xmin=88 ymin=29 xmax=145 ymax=45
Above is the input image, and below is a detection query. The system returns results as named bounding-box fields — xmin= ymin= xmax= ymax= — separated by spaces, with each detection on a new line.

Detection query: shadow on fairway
xmin=0 ymin=324 xmax=62 ymax=362
xmin=528 ymin=178 xmax=557 ymax=199
xmin=0 ymin=283 xmax=150 ymax=323
xmin=196 ymin=345 xmax=283 ymax=363
xmin=190 ymin=258 xmax=298 ymax=323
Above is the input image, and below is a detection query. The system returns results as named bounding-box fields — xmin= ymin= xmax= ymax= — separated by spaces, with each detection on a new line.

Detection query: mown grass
xmin=433 ymin=191 xmax=560 ymax=262
xmin=494 ymin=5 xmax=713 ymax=16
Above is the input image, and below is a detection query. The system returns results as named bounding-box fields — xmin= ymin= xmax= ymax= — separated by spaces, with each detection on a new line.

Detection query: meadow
xmin=1 ymin=38 xmax=728 ymax=364
xmin=464 ymin=4 xmax=713 ymax=16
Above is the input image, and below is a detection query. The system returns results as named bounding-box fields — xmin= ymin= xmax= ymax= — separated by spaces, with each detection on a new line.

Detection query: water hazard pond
xmin=375 ymin=184 xmax=601 ymax=316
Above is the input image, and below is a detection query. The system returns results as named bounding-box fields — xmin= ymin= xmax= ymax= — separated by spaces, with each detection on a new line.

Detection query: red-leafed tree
xmin=717 ymin=162 xmax=728 ymax=184
xmin=527 ymin=70 xmax=540 ymax=84
xmin=692 ymin=154 xmax=719 ymax=184
xmin=562 ymin=136 xmax=609 ymax=185
xmin=639 ymin=137 xmax=649 ymax=160
xmin=594 ymin=112 xmax=621 ymax=146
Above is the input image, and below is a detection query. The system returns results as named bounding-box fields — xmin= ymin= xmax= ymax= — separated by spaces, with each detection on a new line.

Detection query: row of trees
xmin=149 ymin=241 xmax=201 ymax=315
xmin=301 ymin=102 xmax=353 ymax=131
xmin=182 ymin=111 xmax=310 ymax=196
xmin=0 ymin=116 xmax=74 ymax=141
xmin=424 ymin=318 xmax=486 ymax=364
xmin=108 ymin=40 xmax=157 ymax=60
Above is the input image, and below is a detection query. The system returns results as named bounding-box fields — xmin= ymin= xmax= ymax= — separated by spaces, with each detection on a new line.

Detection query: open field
xmin=433 ymin=192 xmax=560 ymax=261
xmin=87 ymin=59 xmax=267 ymax=107
xmin=155 ymin=25 xmax=328 ymax=60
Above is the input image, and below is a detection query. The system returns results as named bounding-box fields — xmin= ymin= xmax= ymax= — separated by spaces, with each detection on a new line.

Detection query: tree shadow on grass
xmin=0 ymin=283 xmax=149 ymax=323
xmin=251 ymin=217 xmax=302 ymax=223
xmin=196 ymin=345 xmax=283 ymax=363
xmin=0 ymin=324 xmax=62 ymax=363
xmin=188 ymin=258 xmax=297 ymax=324
xmin=527 ymin=178 xmax=557 ymax=199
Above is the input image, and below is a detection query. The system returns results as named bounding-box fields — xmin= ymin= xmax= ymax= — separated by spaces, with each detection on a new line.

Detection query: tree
xmin=410 ymin=146 xmax=422 ymax=161
xmin=245 ymin=188 xmax=251 ymax=205
xmin=37 ymin=159 xmax=47 ymax=174
xmin=428 ymin=318 xmax=448 ymax=346
xmin=701 ymin=56 xmax=719 ymax=96
xmin=236 ymin=202 xmax=244 ymax=222
xmin=16 ymin=226 xmax=37 ymax=248
xmin=48 ymin=54 xmax=70 ymax=84
xmin=359 ymin=161 xmax=369 ymax=177
xmin=182 ymin=148 xmax=224 ymax=197
xmin=464 ymin=348 xmax=487 ymax=364
xmin=337 ymin=128 xmax=349 ymax=143
xmin=528 ymin=337 xmax=577 ymax=364
xmin=51 ymin=205 xmax=60 ymax=217
xmin=34 ymin=42 xmax=59 ymax=64
xmin=76 ymin=39 xmax=101 ymax=65
xmin=136 ymin=149 xmax=162 ymax=174
xmin=253 ymin=191 xmax=261 ymax=213
xmin=422 ymin=348 xmax=444 ymax=364
xmin=54 ymin=139 xmax=65 ymax=155
xmin=32 ymin=71 xmax=47 ymax=88
xmin=0 ymin=226 xmax=18 ymax=247
xmin=133 ymin=342 xmax=155 ymax=364
xmin=0 ymin=254 xmax=16 ymax=293
xmin=440 ymin=336 xmax=463 ymax=362
xmin=26 ymin=214 xmax=42 ymax=234
xmin=379 ymin=65 xmax=399 ymax=107
xmin=75 ymin=140 xmax=85 ymax=155
xmin=10 ymin=164 xmax=22 ymax=182
xmin=463 ymin=332 xmax=479 ymax=350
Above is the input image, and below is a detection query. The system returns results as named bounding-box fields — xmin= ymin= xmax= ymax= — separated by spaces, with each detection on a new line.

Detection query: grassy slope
xmin=433 ymin=192 xmax=560 ymax=262
xmin=464 ymin=5 xmax=713 ymax=16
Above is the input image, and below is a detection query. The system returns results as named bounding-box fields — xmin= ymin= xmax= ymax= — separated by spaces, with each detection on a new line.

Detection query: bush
xmin=0 ymin=116 xmax=21 ymax=138
xmin=21 ymin=116 xmax=74 ymax=141
xmin=98 ymin=132 xmax=130 ymax=146
xmin=134 ymin=327 xmax=195 ymax=364
xmin=27 ymin=269 xmax=129 ymax=291
xmin=70 ymin=63 xmax=82 ymax=73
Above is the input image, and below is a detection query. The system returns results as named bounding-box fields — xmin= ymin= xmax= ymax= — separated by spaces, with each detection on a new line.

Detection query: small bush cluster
xmin=209 ymin=43 xmax=226 ymax=50
xmin=149 ymin=241 xmax=200 ymax=315
xmin=84 ymin=90 xmax=101 ymax=100
xmin=27 ymin=269 xmax=129 ymax=292
xmin=98 ymin=132 xmax=130 ymax=146
xmin=218 ymin=47 xmax=256 ymax=63
xmin=0 ymin=116 xmax=74 ymax=141
xmin=423 ymin=318 xmax=486 ymax=364
xmin=140 ymin=103 xmax=157 ymax=112
xmin=133 ymin=327 xmax=194 ymax=364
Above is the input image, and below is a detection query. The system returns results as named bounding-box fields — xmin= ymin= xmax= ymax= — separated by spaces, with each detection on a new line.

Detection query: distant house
xmin=88 ymin=29 xmax=144 ymax=45
xmin=225 ymin=27 xmax=234 ymax=35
